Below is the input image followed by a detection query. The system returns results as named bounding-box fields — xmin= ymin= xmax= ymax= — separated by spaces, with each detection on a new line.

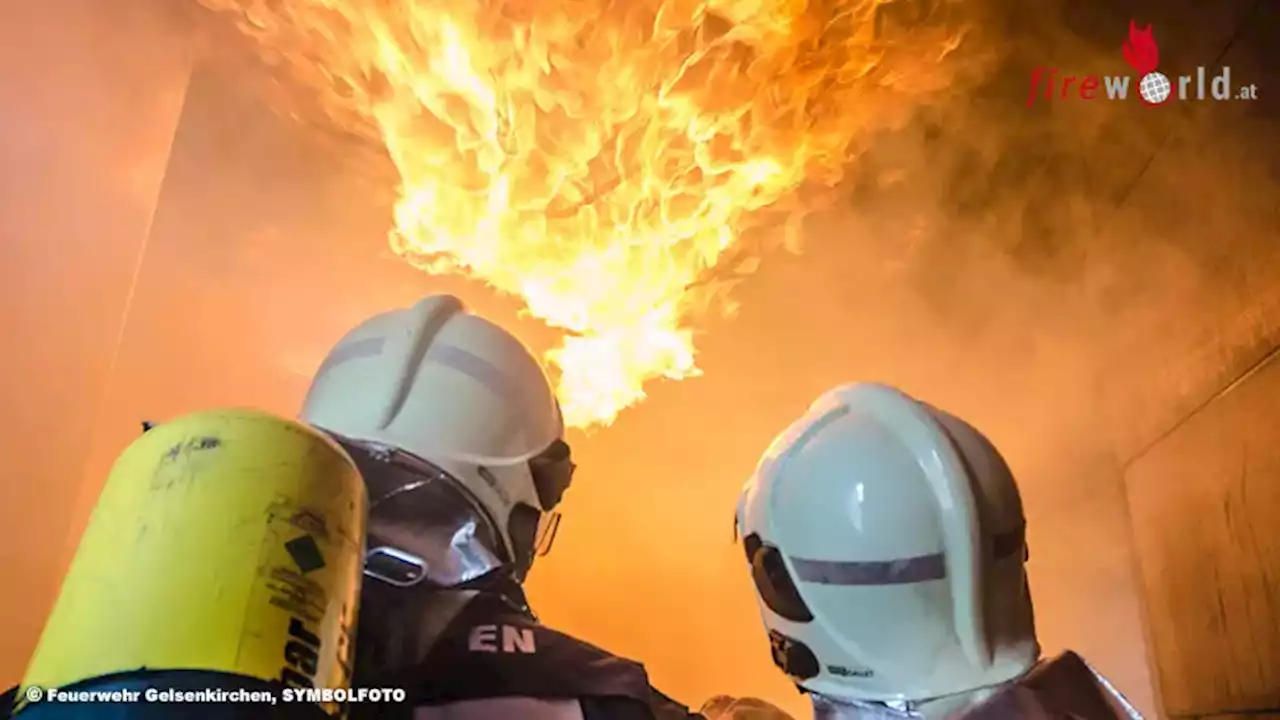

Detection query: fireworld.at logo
xmin=1026 ymin=20 xmax=1260 ymax=107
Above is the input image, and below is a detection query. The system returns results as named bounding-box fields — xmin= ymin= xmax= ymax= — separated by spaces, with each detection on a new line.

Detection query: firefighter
xmin=300 ymin=294 xmax=702 ymax=720
xmin=721 ymin=382 xmax=1143 ymax=719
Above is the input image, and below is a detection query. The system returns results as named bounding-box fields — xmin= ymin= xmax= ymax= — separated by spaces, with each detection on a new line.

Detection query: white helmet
xmin=301 ymin=294 xmax=574 ymax=585
xmin=735 ymin=383 xmax=1039 ymax=703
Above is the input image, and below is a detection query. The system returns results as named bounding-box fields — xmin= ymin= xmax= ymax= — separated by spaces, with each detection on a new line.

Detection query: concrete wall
xmin=0 ymin=0 xmax=196 ymax=682
xmin=1104 ymin=4 xmax=1280 ymax=715
xmin=1127 ymin=350 xmax=1280 ymax=718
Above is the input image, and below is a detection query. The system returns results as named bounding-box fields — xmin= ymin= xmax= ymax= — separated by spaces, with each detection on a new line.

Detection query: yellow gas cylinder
xmin=14 ymin=409 xmax=367 ymax=718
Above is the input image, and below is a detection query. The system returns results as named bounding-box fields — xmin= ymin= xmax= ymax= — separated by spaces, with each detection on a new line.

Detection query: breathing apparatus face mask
xmin=341 ymin=439 xmax=504 ymax=588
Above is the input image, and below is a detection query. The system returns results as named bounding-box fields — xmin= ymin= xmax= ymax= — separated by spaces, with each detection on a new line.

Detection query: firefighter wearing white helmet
xmin=718 ymin=383 xmax=1142 ymax=720
xmin=301 ymin=294 xmax=701 ymax=720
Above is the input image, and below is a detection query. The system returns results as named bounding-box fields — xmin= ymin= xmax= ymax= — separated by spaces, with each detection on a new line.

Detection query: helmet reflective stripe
xmin=314 ymin=336 xmax=540 ymax=437
xmin=746 ymin=526 xmax=1026 ymax=633
xmin=312 ymin=336 xmax=384 ymax=380
xmin=431 ymin=343 xmax=525 ymax=397
xmin=427 ymin=343 xmax=556 ymax=444
xmin=790 ymin=526 xmax=1025 ymax=586
xmin=302 ymin=294 xmax=563 ymax=465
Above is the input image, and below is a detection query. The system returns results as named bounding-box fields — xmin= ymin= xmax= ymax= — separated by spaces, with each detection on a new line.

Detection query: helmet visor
xmin=337 ymin=438 xmax=507 ymax=588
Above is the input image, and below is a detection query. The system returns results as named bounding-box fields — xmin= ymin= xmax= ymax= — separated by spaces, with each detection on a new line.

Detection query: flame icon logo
xmin=1122 ymin=20 xmax=1170 ymax=105
xmin=1122 ymin=21 xmax=1160 ymax=74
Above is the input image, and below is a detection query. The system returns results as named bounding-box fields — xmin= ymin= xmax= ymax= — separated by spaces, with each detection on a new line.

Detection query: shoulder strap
xmin=413 ymin=589 xmax=480 ymax=657
xmin=354 ymin=587 xmax=482 ymax=690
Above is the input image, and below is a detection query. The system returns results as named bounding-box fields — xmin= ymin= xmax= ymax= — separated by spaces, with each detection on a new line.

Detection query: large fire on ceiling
xmin=198 ymin=0 xmax=986 ymax=428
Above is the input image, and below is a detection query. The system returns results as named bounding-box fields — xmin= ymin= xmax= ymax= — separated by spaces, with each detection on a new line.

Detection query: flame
xmin=1122 ymin=20 xmax=1159 ymax=75
xmin=201 ymin=0 xmax=972 ymax=428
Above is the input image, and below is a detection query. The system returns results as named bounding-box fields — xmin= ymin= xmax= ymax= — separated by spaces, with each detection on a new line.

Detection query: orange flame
xmin=201 ymin=0 xmax=973 ymax=428
xmin=1122 ymin=20 xmax=1159 ymax=75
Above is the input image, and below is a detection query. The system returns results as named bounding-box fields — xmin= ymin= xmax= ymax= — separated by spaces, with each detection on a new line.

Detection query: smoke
xmin=779 ymin=0 xmax=1278 ymax=465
